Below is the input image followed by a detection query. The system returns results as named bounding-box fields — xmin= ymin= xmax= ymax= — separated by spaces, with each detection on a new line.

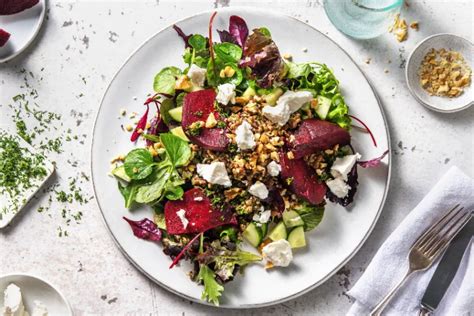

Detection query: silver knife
xmin=420 ymin=216 xmax=473 ymax=314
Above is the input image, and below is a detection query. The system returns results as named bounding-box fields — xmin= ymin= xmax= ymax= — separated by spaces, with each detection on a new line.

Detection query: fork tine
xmin=426 ymin=211 xmax=472 ymax=259
xmin=418 ymin=206 xmax=465 ymax=251
xmin=412 ymin=204 xmax=460 ymax=249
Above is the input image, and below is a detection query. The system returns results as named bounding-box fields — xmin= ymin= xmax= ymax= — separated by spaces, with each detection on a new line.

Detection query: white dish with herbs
xmin=91 ymin=8 xmax=391 ymax=308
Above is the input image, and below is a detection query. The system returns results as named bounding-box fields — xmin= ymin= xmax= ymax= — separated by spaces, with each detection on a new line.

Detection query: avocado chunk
xmin=242 ymin=86 xmax=257 ymax=99
xmin=168 ymin=106 xmax=183 ymax=122
xmin=263 ymin=87 xmax=283 ymax=105
xmin=170 ymin=126 xmax=189 ymax=141
xmin=315 ymin=96 xmax=331 ymax=120
xmin=112 ymin=165 xmax=131 ymax=182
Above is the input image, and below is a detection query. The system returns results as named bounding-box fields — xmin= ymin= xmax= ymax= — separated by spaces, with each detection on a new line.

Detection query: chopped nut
xmin=365 ymin=58 xmax=371 ymax=64
xmin=125 ymin=124 xmax=133 ymax=132
xmin=145 ymin=122 xmax=151 ymax=129
xmin=410 ymin=21 xmax=419 ymax=30
xmin=175 ymin=75 xmax=192 ymax=90
xmin=119 ymin=108 xmax=126 ymax=116
xmin=282 ymin=53 xmax=292 ymax=60
xmin=302 ymin=48 xmax=308 ymax=53
xmin=110 ymin=154 xmax=125 ymax=164
xmin=287 ymin=151 xmax=295 ymax=160
xmin=418 ymin=48 xmax=471 ymax=97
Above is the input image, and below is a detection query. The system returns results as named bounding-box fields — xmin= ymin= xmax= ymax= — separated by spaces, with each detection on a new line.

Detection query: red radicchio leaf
xmin=228 ymin=15 xmax=249 ymax=47
xmin=358 ymin=150 xmax=389 ymax=168
xmin=169 ymin=232 xmax=202 ymax=269
xmin=0 ymin=29 xmax=11 ymax=47
xmin=0 ymin=0 xmax=39 ymax=15
xmin=172 ymin=24 xmax=192 ymax=48
xmin=130 ymin=105 xmax=149 ymax=142
xmin=349 ymin=115 xmax=377 ymax=147
xmin=217 ymin=29 xmax=237 ymax=45
xmin=263 ymin=188 xmax=285 ymax=214
xmin=326 ymin=164 xmax=359 ymax=207
xmin=240 ymin=29 xmax=285 ymax=88
xmin=123 ymin=217 xmax=162 ymax=242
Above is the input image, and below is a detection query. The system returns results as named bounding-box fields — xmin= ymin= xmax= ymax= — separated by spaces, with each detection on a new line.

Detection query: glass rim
xmin=352 ymin=0 xmax=404 ymax=12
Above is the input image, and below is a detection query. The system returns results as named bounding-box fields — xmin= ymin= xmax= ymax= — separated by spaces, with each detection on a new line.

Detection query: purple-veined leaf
xmin=358 ymin=150 xmax=389 ymax=168
xmin=228 ymin=15 xmax=248 ymax=47
xmin=173 ymin=24 xmax=192 ymax=48
xmin=123 ymin=217 xmax=162 ymax=242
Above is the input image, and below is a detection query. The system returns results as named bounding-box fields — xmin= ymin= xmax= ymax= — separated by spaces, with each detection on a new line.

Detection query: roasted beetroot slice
xmin=0 ymin=29 xmax=10 ymax=47
xmin=188 ymin=128 xmax=229 ymax=152
xmin=0 ymin=0 xmax=39 ymax=15
xmin=292 ymin=119 xmax=351 ymax=159
xmin=182 ymin=89 xmax=229 ymax=151
xmin=164 ymin=188 xmax=237 ymax=235
xmin=280 ymin=152 xmax=326 ymax=205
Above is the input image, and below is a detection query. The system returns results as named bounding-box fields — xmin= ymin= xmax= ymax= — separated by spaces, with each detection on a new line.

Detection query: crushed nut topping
xmin=418 ymin=48 xmax=472 ymax=97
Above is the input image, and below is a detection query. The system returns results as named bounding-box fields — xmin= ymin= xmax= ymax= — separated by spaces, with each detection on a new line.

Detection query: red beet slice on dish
xmin=279 ymin=152 xmax=326 ymax=205
xmin=0 ymin=0 xmax=39 ymax=15
xmin=182 ymin=89 xmax=229 ymax=151
xmin=164 ymin=188 xmax=237 ymax=235
xmin=291 ymin=119 xmax=351 ymax=159
xmin=0 ymin=28 xmax=10 ymax=47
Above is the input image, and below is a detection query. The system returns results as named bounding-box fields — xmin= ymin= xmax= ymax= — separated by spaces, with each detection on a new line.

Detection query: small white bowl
xmin=405 ymin=33 xmax=473 ymax=113
xmin=0 ymin=273 xmax=73 ymax=315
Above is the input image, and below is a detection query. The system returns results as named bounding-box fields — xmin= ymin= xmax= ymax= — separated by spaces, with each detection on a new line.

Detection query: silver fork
xmin=370 ymin=204 xmax=472 ymax=316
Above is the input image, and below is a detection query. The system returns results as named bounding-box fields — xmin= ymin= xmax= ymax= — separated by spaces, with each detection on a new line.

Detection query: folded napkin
xmin=347 ymin=166 xmax=474 ymax=316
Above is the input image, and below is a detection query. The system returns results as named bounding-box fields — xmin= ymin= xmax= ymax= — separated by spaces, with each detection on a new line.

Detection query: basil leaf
xmin=295 ymin=203 xmax=325 ymax=232
xmin=153 ymin=66 xmax=182 ymax=95
xmin=135 ymin=165 xmax=171 ymax=204
xmin=214 ymin=43 xmax=242 ymax=63
xmin=160 ymin=133 xmax=191 ymax=167
xmin=124 ymin=148 xmax=155 ymax=180
xmin=160 ymin=98 xmax=175 ymax=125
xmin=164 ymin=184 xmax=184 ymax=200
xmin=118 ymin=182 xmax=138 ymax=208
xmin=189 ymin=34 xmax=207 ymax=51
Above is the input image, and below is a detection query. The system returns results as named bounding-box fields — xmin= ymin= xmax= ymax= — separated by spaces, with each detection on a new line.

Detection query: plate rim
xmin=0 ymin=272 xmax=73 ymax=315
xmin=405 ymin=33 xmax=474 ymax=113
xmin=90 ymin=7 xmax=392 ymax=309
xmin=0 ymin=0 xmax=47 ymax=64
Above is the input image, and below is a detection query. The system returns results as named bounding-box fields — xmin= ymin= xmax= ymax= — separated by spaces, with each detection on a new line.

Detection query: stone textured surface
xmin=0 ymin=0 xmax=472 ymax=315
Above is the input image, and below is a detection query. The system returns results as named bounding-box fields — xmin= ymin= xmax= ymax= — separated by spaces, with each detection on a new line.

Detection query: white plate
xmin=0 ymin=273 xmax=73 ymax=315
xmin=0 ymin=128 xmax=54 ymax=229
xmin=0 ymin=0 xmax=46 ymax=63
xmin=405 ymin=33 xmax=473 ymax=113
xmin=91 ymin=8 xmax=391 ymax=308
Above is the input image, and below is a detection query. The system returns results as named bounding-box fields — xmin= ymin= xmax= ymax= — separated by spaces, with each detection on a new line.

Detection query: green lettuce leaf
xmin=197 ymin=264 xmax=224 ymax=306
xmin=153 ymin=66 xmax=182 ymax=95
xmin=124 ymin=148 xmax=155 ymax=180
xmin=294 ymin=202 xmax=325 ymax=232
xmin=160 ymin=133 xmax=191 ymax=167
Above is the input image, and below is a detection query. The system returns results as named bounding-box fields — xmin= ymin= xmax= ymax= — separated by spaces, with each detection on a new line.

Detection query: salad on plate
xmin=111 ymin=13 xmax=387 ymax=305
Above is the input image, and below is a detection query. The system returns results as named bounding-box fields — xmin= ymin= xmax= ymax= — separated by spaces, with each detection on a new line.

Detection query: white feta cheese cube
xmin=248 ymin=181 xmax=269 ymax=200
xmin=326 ymin=177 xmax=350 ymax=198
xmin=330 ymin=153 xmax=361 ymax=181
xmin=3 ymin=283 xmax=27 ymax=316
xmin=235 ymin=120 xmax=256 ymax=150
xmin=262 ymin=239 xmax=293 ymax=267
xmin=176 ymin=209 xmax=189 ymax=230
xmin=216 ymin=83 xmax=236 ymax=105
xmin=277 ymin=90 xmax=313 ymax=113
xmin=266 ymin=161 xmax=281 ymax=177
xmin=31 ymin=300 xmax=48 ymax=316
xmin=196 ymin=162 xmax=232 ymax=187
xmin=252 ymin=209 xmax=272 ymax=224
xmin=262 ymin=103 xmax=291 ymax=126
xmin=187 ymin=64 xmax=206 ymax=87
xmin=262 ymin=90 xmax=313 ymax=126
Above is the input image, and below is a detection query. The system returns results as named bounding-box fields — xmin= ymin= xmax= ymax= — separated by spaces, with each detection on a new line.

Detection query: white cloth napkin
xmin=347 ymin=166 xmax=474 ymax=316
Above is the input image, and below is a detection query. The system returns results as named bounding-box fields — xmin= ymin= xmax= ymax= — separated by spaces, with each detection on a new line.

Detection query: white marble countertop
xmin=0 ymin=0 xmax=472 ymax=315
